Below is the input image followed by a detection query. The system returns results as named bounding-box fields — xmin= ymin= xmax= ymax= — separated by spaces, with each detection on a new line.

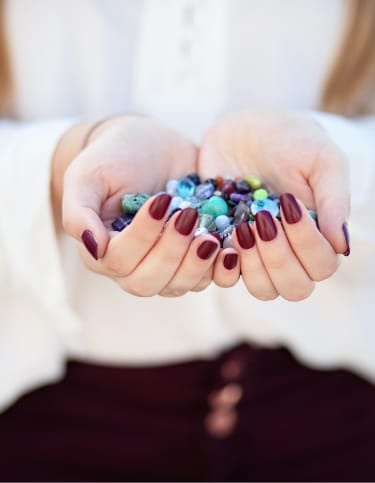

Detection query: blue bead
xmin=177 ymin=178 xmax=196 ymax=199
xmin=166 ymin=179 xmax=179 ymax=196
xmin=169 ymin=196 xmax=184 ymax=212
xmin=250 ymin=199 xmax=279 ymax=217
xmin=195 ymin=182 xmax=215 ymax=199
xmin=215 ymin=215 xmax=231 ymax=231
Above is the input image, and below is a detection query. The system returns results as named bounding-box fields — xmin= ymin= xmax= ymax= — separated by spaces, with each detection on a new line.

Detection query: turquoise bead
xmin=177 ymin=178 xmax=196 ymax=199
xmin=250 ymin=199 xmax=279 ymax=217
xmin=200 ymin=196 xmax=229 ymax=217
xmin=121 ymin=193 xmax=150 ymax=214
xmin=253 ymin=188 xmax=269 ymax=200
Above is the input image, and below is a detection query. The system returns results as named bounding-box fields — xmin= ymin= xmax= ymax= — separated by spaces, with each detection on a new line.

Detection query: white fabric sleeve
xmin=0 ymin=119 xmax=83 ymax=411
xmin=308 ymin=111 xmax=375 ymax=242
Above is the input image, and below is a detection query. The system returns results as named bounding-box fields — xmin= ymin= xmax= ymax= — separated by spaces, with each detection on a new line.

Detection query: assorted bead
xmin=111 ymin=173 xmax=318 ymax=247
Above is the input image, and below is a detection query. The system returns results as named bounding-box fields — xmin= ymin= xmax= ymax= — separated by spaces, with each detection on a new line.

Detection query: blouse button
xmin=220 ymin=357 xmax=246 ymax=381
xmin=208 ymin=383 xmax=243 ymax=408
xmin=204 ymin=408 xmax=238 ymax=439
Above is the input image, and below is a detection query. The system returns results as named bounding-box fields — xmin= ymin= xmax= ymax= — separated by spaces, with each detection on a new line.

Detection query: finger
xmin=159 ymin=236 xmax=220 ymax=296
xmin=254 ymin=212 xmax=315 ymax=301
xmin=191 ymin=266 xmax=214 ymax=292
xmin=212 ymin=249 xmax=240 ymax=288
xmin=62 ymin=164 xmax=110 ymax=260
xmin=232 ymin=222 xmax=278 ymax=300
xmin=279 ymin=193 xmax=339 ymax=281
xmin=100 ymin=193 xmax=172 ymax=276
xmin=117 ymin=208 xmax=199 ymax=296
xmin=309 ymin=144 xmax=350 ymax=255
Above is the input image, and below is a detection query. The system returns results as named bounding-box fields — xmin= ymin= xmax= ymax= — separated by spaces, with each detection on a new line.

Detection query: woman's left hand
xmin=199 ymin=110 xmax=350 ymax=301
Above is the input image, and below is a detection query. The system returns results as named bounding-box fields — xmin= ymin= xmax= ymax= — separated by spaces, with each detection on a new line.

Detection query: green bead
xmin=121 ymin=193 xmax=150 ymax=214
xmin=243 ymin=174 xmax=262 ymax=190
xmin=253 ymin=188 xmax=268 ymax=200
xmin=200 ymin=196 xmax=229 ymax=217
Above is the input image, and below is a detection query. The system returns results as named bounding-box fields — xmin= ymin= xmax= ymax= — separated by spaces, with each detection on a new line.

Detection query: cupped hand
xmin=199 ymin=110 xmax=350 ymax=300
xmin=58 ymin=116 xmax=221 ymax=296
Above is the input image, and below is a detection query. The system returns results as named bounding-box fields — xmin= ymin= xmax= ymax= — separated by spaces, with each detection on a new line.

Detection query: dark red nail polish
xmin=197 ymin=240 xmax=218 ymax=259
xmin=149 ymin=193 xmax=172 ymax=220
xmin=223 ymin=253 xmax=238 ymax=269
xmin=280 ymin=193 xmax=302 ymax=224
xmin=175 ymin=208 xmax=198 ymax=235
xmin=255 ymin=211 xmax=277 ymax=241
xmin=342 ymin=222 xmax=350 ymax=256
xmin=236 ymin=222 xmax=255 ymax=249
xmin=81 ymin=230 xmax=98 ymax=260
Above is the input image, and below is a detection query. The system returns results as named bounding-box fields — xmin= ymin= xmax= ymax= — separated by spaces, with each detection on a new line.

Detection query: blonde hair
xmin=321 ymin=0 xmax=375 ymax=116
xmin=0 ymin=0 xmax=374 ymax=117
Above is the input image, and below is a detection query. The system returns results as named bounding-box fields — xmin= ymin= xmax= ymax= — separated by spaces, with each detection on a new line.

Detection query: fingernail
xmin=280 ymin=193 xmax=302 ymax=224
xmin=342 ymin=222 xmax=350 ymax=256
xmin=255 ymin=211 xmax=277 ymax=241
xmin=236 ymin=222 xmax=255 ymax=249
xmin=175 ymin=208 xmax=198 ymax=235
xmin=197 ymin=240 xmax=218 ymax=260
xmin=149 ymin=193 xmax=172 ymax=220
xmin=81 ymin=230 xmax=98 ymax=260
xmin=223 ymin=253 xmax=238 ymax=269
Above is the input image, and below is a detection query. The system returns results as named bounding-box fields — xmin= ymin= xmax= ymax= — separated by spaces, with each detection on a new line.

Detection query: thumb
xmin=62 ymin=174 xmax=110 ymax=260
xmin=310 ymin=147 xmax=350 ymax=256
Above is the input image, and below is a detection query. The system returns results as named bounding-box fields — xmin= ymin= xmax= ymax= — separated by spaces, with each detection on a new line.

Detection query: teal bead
xmin=253 ymin=188 xmax=269 ymax=200
xmin=177 ymin=178 xmax=196 ymax=199
xmin=200 ymin=196 xmax=229 ymax=217
xmin=121 ymin=193 xmax=150 ymax=214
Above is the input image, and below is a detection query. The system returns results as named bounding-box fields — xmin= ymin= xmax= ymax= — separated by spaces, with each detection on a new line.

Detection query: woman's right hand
xmin=51 ymin=116 xmax=225 ymax=297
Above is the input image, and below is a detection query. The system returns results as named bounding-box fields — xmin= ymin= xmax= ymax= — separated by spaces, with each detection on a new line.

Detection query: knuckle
xmin=118 ymin=278 xmax=158 ymax=297
xmin=160 ymin=287 xmax=187 ymax=297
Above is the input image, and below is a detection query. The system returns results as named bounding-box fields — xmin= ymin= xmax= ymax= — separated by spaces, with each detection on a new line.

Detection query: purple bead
xmin=195 ymin=182 xmax=215 ymax=199
xmin=235 ymin=179 xmax=251 ymax=193
xmin=229 ymin=192 xmax=252 ymax=203
xmin=221 ymin=180 xmax=237 ymax=199
xmin=111 ymin=213 xmax=134 ymax=232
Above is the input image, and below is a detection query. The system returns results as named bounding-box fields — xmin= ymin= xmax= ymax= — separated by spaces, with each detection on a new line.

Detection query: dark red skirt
xmin=1 ymin=344 xmax=375 ymax=482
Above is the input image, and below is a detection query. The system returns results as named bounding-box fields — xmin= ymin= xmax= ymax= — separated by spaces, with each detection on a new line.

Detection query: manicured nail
xmin=236 ymin=222 xmax=255 ymax=249
xmin=81 ymin=229 xmax=98 ymax=260
xmin=279 ymin=193 xmax=302 ymax=224
xmin=223 ymin=253 xmax=238 ymax=270
xmin=342 ymin=222 xmax=350 ymax=256
xmin=175 ymin=208 xmax=198 ymax=235
xmin=197 ymin=240 xmax=218 ymax=260
xmin=255 ymin=211 xmax=277 ymax=241
xmin=149 ymin=193 xmax=172 ymax=220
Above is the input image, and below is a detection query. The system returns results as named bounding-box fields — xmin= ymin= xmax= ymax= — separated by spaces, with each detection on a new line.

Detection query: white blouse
xmin=1 ymin=0 xmax=375 ymax=411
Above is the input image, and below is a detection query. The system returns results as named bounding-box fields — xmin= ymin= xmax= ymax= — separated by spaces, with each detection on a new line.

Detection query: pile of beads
xmin=111 ymin=173 xmax=317 ymax=247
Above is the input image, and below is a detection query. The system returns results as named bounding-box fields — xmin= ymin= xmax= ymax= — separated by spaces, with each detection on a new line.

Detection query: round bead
xmin=200 ymin=196 xmax=229 ymax=217
xmin=179 ymin=200 xmax=192 ymax=209
xmin=177 ymin=178 xmax=196 ymax=199
xmin=215 ymin=215 xmax=231 ymax=231
xmin=121 ymin=193 xmax=150 ymax=214
xmin=250 ymin=199 xmax=279 ymax=217
xmin=169 ymin=196 xmax=184 ymax=212
xmin=253 ymin=188 xmax=269 ymax=200
xmin=195 ymin=182 xmax=215 ymax=200
xmin=166 ymin=179 xmax=179 ymax=196
xmin=235 ymin=179 xmax=251 ymax=193
xmin=243 ymin=175 xmax=262 ymax=190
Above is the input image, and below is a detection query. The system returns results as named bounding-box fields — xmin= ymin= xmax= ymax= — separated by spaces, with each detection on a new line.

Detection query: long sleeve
xmin=0 ymin=119 xmax=82 ymax=411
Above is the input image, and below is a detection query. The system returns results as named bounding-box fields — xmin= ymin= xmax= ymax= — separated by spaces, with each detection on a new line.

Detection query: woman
xmin=1 ymin=0 xmax=375 ymax=480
